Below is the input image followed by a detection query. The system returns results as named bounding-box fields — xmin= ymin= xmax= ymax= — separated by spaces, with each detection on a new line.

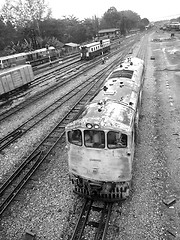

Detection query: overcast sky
xmin=0 ymin=0 xmax=180 ymax=22
xmin=48 ymin=0 xmax=180 ymax=22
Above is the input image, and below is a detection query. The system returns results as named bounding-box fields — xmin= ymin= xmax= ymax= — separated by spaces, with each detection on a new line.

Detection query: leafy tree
xmin=0 ymin=2 xmax=150 ymax=55
xmin=60 ymin=16 xmax=86 ymax=43
xmin=100 ymin=8 xmax=142 ymax=35
xmin=100 ymin=7 xmax=121 ymax=28
xmin=1 ymin=0 xmax=51 ymax=30
xmin=40 ymin=18 xmax=66 ymax=41
xmin=1 ymin=0 xmax=52 ymax=50
xmin=122 ymin=11 xmax=141 ymax=30
xmin=0 ymin=16 xmax=17 ymax=52
xmin=141 ymin=18 xmax=150 ymax=27
xmin=83 ymin=18 xmax=98 ymax=41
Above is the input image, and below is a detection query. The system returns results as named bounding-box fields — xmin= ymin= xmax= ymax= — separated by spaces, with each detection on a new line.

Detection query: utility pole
xmin=30 ymin=29 xmax=38 ymax=50
xmin=46 ymin=44 xmax=52 ymax=66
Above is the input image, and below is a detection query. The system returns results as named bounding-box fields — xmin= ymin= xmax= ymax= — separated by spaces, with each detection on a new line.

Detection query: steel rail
xmin=0 ymin=50 xmax=130 ymax=216
xmin=0 ymin=49 xmax=128 ymax=152
xmin=0 ymin=37 xmax=138 ymax=122
xmin=0 ymin=34 xmax=148 ymax=216
xmin=70 ymin=199 xmax=113 ymax=240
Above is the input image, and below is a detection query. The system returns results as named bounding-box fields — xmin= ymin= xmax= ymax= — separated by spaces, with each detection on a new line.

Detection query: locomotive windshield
xmin=68 ymin=129 xmax=82 ymax=146
xmin=84 ymin=130 xmax=105 ymax=148
xmin=67 ymin=129 xmax=127 ymax=149
xmin=109 ymin=70 xmax=133 ymax=79
xmin=107 ymin=131 xmax=127 ymax=149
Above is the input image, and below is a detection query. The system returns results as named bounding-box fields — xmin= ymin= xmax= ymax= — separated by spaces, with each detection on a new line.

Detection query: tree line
xmin=0 ymin=1 xmax=150 ymax=56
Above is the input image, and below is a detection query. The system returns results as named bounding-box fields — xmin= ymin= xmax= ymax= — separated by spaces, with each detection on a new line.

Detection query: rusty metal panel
xmin=11 ymin=69 xmax=23 ymax=88
xmin=6 ymin=74 xmax=15 ymax=91
xmin=1 ymin=76 xmax=11 ymax=93
xmin=0 ymin=78 xmax=5 ymax=94
xmin=68 ymin=145 xmax=132 ymax=182
xmin=26 ymin=65 xmax=34 ymax=83
xmin=0 ymin=65 xmax=34 ymax=95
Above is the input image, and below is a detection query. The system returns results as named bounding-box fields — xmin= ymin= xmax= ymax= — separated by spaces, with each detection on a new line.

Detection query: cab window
xmin=84 ymin=130 xmax=105 ymax=148
xmin=109 ymin=70 xmax=133 ymax=79
xmin=107 ymin=131 xmax=127 ymax=149
xmin=68 ymin=129 xmax=82 ymax=146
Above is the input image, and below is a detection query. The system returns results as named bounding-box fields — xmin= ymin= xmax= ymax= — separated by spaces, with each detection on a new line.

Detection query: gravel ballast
xmin=1 ymin=31 xmax=180 ymax=240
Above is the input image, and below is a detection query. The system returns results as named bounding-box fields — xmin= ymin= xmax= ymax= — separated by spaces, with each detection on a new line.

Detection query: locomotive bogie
xmin=70 ymin=173 xmax=130 ymax=201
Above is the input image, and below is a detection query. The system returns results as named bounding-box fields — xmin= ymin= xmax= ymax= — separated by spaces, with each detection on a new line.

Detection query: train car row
xmin=0 ymin=39 xmax=111 ymax=71
xmin=0 ymin=46 xmax=58 ymax=70
xmin=0 ymin=40 xmax=111 ymax=99
xmin=0 ymin=64 xmax=34 ymax=99
xmin=65 ymin=56 xmax=145 ymax=202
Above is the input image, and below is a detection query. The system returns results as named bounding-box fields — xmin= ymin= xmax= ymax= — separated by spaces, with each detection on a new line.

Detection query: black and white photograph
xmin=0 ymin=0 xmax=180 ymax=239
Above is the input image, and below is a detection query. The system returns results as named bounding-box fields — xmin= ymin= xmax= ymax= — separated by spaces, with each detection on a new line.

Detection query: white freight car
xmin=0 ymin=64 xmax=34 ymax=97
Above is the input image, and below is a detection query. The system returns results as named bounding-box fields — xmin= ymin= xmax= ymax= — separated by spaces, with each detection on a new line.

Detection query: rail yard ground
xmin=1 ymin=29 xmax=180 ymax=239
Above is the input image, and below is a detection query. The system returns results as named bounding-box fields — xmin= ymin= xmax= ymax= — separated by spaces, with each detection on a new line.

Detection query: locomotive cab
xmin=65 ymin=100 xmax=136 ymax=201
xmin=66 ymin=124 xmax=135 ymax=201
xmin=80 ymin=46 xmax=88 ymax=60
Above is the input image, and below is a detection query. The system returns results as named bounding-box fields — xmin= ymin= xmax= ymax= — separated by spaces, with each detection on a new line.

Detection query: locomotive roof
xmin=81 ymin=39 xmax=110 ymax=48
xmin=0 ymin=64 xmax=32 ymax=76
xmin=66 ymin=57 xmax=144 ymax=134
xmin=91 ymin=57 xmax=144 ymax=110
xmin=66 ymin=100 xmax=135 ymax=134
xmin=0 ymin=46 xmax=56 ymax=61
xmin=92 ymin=79 xmax=139 ymax=111
xmin=0 ymin=52 xmax=27 ymax=61
xmin=98 ymin=28 xmax=120 ymax=33
xmin=115 ymin=58 xmax=144 ymax=72
xmin=27 ymin=46 xmax=55 ymax=54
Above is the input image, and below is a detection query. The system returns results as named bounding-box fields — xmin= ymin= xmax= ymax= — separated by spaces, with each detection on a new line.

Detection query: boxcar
xmin=0 ymin=64 xmax=34 ymax=98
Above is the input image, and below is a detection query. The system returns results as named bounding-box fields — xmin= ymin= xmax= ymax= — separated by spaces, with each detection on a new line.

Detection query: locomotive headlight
xmin=94 ymin=124 xmax=99 ymax=129
xmin=86 ymin=123 xmax=92 ymax=129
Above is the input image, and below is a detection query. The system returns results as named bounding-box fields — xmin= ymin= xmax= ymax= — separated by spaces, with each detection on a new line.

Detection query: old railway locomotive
xmin=65 ymin=57 xmax=145 ymax=201
xmin=80 ymin=39 xmax=110 ymax=60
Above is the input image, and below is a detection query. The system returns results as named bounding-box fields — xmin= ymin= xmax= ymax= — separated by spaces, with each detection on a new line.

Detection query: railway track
xmin=0 ymin=55 xmax=81 ymax=105
xmin=0 ymin=45 xmax=119 ymax=122
xmin=0 ymin=50 xmax=131 ymax=217
xmin=0 ymin=49 xmax=132 ymax=152
xmin=0 ymin=56 xmax=103 ymax=122
xmin=65 ymin=35 xmax=149 ymax=240
xmin=31 ymin=58 xmax=81 ymax=87
xmin=70 ymin=199 xmax=113 ymax=240
xmin=32 ymin=52 xmax=80 ymax=74
xmin=0 ymin=34 xmax=141 ymax=121
xmin=0 ymin=34 xmax=148 ymax=217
